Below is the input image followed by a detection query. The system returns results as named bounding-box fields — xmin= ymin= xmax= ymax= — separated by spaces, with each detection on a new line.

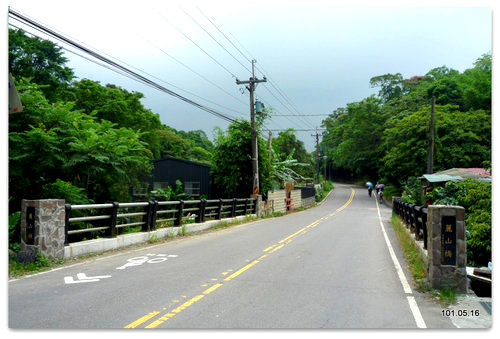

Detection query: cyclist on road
xmin=366 ymin=182 xmax=374 ymax=197
xmin=375 ymin=183 xmax=385 ymax=202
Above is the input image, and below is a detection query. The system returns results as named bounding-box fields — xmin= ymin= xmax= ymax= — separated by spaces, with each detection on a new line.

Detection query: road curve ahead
xmin=9 ymin=183 xmax=453 ymax=328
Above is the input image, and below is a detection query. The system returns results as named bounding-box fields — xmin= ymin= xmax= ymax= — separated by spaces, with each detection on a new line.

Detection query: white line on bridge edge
xmin=375 ymin=196 xmax=427 ymax=329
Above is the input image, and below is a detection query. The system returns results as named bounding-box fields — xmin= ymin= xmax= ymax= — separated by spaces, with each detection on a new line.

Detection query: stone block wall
xmin=20 ymin=199 xmax=66 ymax=260
xmin=427 ymin=205 xmax=467 ymax=292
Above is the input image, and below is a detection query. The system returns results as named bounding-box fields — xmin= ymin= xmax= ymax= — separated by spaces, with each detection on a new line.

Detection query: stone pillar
xmin=20 ymin=199 xmax=66 ymax=260
xmin=252 ymin=194 xmax=263 ymax=218
xmin=427 ymin=205 xmax=467 ymax=292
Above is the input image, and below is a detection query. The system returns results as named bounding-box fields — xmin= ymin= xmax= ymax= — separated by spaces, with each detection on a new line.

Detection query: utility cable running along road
xmin=9 ymin=184 xmax=455 ymax=328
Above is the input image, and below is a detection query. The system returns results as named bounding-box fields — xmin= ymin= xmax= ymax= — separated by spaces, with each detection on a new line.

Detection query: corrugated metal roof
xmin=422 ymin=174 xmax=463 ymax=183
xmin=437 ymin=168 xmax=490 ymax=178
xmin=421 ymin=168 xmax=492 ymax=183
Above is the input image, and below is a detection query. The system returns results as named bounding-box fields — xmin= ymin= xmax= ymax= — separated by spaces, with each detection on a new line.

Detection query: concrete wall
xmin=268 ymin=190 xmax=286 ymax=213
xmin=267 ymin=189 xmax=304 ymax=213
xmin=290 ymin=190 xmax=301 ymax=210
xmin=302 ymin=196 xmax=316 ymax=208
xmin=64 ymin=214 xmax=255 ymax=259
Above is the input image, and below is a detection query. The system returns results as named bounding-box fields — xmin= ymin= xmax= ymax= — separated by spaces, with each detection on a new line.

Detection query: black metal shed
xmin=149 ymin=156 xmax=211 ymax=198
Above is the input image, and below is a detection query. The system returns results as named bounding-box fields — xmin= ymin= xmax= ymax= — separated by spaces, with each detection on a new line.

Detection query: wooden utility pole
xmin=311 ymin=128 xmax=320 ymax=184
xmin=427 ymin=96 xmax=436 ymax=174
xmin=268 ymin=130 xmax=273 ymax=163
xmin=236 ymin=60 xmax=267 ymax=195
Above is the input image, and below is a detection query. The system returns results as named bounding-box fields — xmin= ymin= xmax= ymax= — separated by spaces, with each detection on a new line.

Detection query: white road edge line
xmin=375 ymin=195 xmax=427 ymax=329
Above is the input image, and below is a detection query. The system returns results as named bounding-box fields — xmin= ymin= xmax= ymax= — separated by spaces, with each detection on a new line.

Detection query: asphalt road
xmin=9 ymin=183 xmax=455 ymax=329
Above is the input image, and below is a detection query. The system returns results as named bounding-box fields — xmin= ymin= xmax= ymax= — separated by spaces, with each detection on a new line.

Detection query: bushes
xmin=40 ymin=179 xmax=92 ymax=204
xmin=428 ymin=179 xmax=491 ymax=267
xmin=400 ymin=176 xmax=423 ymax=205
xmin=315 ymin=181 xmax=334 ymax=202
xmin=9 ymin=210 xmax=21 ymax=252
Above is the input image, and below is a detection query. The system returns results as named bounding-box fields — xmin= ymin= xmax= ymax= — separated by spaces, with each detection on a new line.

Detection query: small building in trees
xmin=419 ymin=168 xmax=491 ymax=204
xmin=148 ymin=157 xmax=211 ymax=198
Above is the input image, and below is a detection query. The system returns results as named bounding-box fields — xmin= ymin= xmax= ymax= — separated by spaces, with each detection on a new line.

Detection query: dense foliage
xmin=321 ymin=54 xmax=491 ymax=185
xmin=427 ymin=180 xmax=491 ymax=267
xmin=8 ymin=28 xmax=215 ymax=210
xmin=211 ymin=121 xmax=272 ymax=198
xmin=9 ymin=28 xmax=74 ymax=102
xmin=272 ymin=129 xmax=314 ymax=180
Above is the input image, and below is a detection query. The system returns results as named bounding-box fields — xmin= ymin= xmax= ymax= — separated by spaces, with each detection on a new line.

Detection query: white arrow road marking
xmin=76 ymin=273 xmax=112 ymax=280
xmin=64 ymin=273 xmax=112 ymax=284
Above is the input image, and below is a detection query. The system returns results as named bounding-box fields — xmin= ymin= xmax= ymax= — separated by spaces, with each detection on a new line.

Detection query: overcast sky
xmin=6 ymin=0 xmax=494 ymax=151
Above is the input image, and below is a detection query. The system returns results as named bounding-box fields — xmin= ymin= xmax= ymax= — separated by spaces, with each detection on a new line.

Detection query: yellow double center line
xmin=125 ymin=188 xmax=355 ymax=328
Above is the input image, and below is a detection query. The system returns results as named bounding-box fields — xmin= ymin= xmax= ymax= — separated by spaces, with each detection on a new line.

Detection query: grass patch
xmin=315 ymin=181 xmax=334 ymax=202
xmin=391 ymin=215 xmax=428 ymax=291
xmin=391 ymin=215 xmax=463 ymax=305
xmin=211 ymin=215 xmax=259 ymax=230
xmin=9 ymin=251 xmax=63 ymax=278
xmin=212 ymin=221 xmax=230 ymax=230
xmin=432 ymin=288 xmax=457 ymax=306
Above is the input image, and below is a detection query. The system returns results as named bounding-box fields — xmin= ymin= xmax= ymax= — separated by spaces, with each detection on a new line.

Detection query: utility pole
xmin=311 ymin=128 xmax=320 ymax=184
xmin=236 ymin=60 xmax=267 ymax=195
xmin=268 ymin=130 xmax=273 ymax=164
xmin=323 ymin=156 xmax=327 ymax=181
xmin=427 ymin=96 xmax=436 ymax=174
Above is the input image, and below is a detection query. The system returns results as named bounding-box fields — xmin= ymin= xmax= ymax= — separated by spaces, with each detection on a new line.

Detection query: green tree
xmin=321 ymin=96 xmax=385 ymax=178
xmin=272 ymin=129 xmax=312 ymax=178
xmin=428 ymin=179 xmax=491 ymax=266
xmin=9 ymin=79 xmax=153 ymax=209
xmin=380 ymin=105 xmax=490 ymax=183
xmin=369 ymin=73 xmax=404 ymax=103
xmin=321 ymin=54 xmax=490 ymax=185
xmin=66 ymin=79 xmax=164 ymax=159
xmin=211 ymin=121 xmax=272 ymax=198
xmin=9 ymin=28 xmax=74 ymax=102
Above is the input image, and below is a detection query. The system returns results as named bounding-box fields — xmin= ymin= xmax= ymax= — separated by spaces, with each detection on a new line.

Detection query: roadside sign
xmin=9 ymin=73 xmax=23 ymax=114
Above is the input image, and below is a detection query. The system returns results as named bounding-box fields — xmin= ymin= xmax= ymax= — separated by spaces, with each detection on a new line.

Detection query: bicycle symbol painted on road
xmin=115 ymin=254 xmax=178 ymax=270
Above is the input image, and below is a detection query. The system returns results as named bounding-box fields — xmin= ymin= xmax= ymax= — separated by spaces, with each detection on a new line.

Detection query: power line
xmin=182 ymin=9 xmax=251 ymax=74
xmin=261 ymin=85 xmax=316 ymax=129
xmin=195 ymin=8 xmax=318 ymax=129
xmin=9 ymin=23 xmax=242 ymax=122
xmin=9 ymin=17 xmax=244 ymax=120
xmin=270 ymin=114 xmax=330 ymax=117
xmin=198 ymin=10 xmax=318 ymax=128
xmin=8 ymin=8 xmax=241 ymax=125
xmin=259 ymin=71 xmax=317 ymax=128
xmin=155 ymin=11 xmax=238 ymax=79
xmin=141 ymin=37 xmax=249 ymax=108
xmin=268 ymin=129 xmax=325 ymax=132
xmin=196 ymin=7 xmax=253 ymax=65
xmin=256 ymin=94 xmax=311 ymax=131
